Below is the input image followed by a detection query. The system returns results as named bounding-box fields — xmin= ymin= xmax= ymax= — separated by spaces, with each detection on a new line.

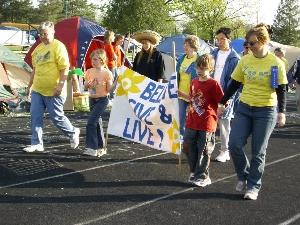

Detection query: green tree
xmin=62 ymin=0 xmax=97 ymax=21
xmin=0 ymin=0 xmax=35 ymax=23
xmin=35 ymin=0 xmax=97 ymax=23
xmin=102 ymin=0 xmax=176 ymax=35
xmin=272 ymin=0 xmax=300 ymax=46
xmin=176 ymin=0 xmax=251 ymax=41
xmin=36 ymin=0 xmax=64 ymax=22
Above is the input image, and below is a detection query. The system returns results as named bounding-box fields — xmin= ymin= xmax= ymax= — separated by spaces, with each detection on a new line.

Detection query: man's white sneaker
xmin=193 ymin=176 xmax=212 ymax=187
xmin=236 ymin=180 xmax=247 ymax=192
xmin=23 ymin=144 xmax=44 ymax=153
xmin=188 ymin=173 xmax=195 ymax=183
xmin=215 ymin=151 xmax=230 ymax=162
xmin=83 ymin=148 xmax=98 ymax=157
xmin=244 ymin=189 xmax=258 ymax=200
xmin=70 ymin=128 xmax=80 ymax=149
xmin=97 ymin=148 xmax=107 ymax=157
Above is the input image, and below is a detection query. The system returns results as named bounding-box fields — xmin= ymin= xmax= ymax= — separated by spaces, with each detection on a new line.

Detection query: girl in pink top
xmin=83 ymin=49 xmax=113 ymax=157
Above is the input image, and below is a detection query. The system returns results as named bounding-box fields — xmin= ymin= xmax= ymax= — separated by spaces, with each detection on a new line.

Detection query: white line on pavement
xmin=278 ymin=213 xmax=300 ymax=225
xmin=0 ymin=152 xmax=169 ymax=189
xmin=74 ymin=153 xmax=300 ymax=225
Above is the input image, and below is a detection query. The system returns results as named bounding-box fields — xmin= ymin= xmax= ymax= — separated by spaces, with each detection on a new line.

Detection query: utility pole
xmin=64 ymin=0 xmax=69 ymax=18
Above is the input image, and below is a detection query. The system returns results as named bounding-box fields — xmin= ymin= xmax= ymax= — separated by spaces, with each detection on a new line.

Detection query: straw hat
xmin=132 ymin=30 xmax=161 ymax=45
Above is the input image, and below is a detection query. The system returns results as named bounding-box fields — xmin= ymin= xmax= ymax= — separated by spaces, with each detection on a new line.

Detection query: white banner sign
xmin=108 ymin=66 xmax=180 ymax=154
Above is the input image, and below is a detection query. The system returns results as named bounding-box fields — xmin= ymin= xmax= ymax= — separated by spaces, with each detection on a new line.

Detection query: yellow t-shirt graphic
xmin=31 ymin=39 xmax=70 ymax=96
xmin=231 ymin=53 xmax=288 ymax=107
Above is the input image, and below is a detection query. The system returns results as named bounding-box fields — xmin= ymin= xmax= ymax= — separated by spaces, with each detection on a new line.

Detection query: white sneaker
xmin=23 ymin=144 xmax=44 ymax=152
xmin=193 ymin=176 xmax=212 ymax=187
xmin=188 ymin=173 xmax=195 ymax=183
xmin=215 ymin=151 xmax=230 ymax=162
xmin=70 ymin=128 xmax=80 ymax=149
xmin=83 ymin=148 xmax=98 ymax=157
xmin=244 ymin=189 xmax=258 ymax=200
xmin=236 ymin=180 xmax=247 ymax=192
xmin=97 ymin=148 xmax=107 ymax=157
xmin=179 ymin=135 xmax=184 ymax=144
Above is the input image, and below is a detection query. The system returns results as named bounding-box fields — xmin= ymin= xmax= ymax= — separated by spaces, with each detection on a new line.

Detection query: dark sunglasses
xmin=248 ymin=41 xmax=258 ymax=46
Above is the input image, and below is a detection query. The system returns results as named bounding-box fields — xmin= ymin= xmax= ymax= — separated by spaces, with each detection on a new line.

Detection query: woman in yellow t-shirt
xmin=83 ymin=49 xmax=113 ymax=157
xmin=176 ymin=35 xmax=199 ymax=139
xmin=218 ymin=26 xmax=287 ymax=200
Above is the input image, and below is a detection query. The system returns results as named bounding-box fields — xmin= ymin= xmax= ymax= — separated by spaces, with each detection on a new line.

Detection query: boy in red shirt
xmin=183 ymin=54 xmax=224 ymax=187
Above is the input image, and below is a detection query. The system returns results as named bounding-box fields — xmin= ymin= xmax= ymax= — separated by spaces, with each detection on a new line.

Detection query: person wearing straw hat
xmin=132 ymin=30 xmax=165 ymax=82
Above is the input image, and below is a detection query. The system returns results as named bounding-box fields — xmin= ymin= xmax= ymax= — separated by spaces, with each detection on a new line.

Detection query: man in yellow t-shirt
xmin=23 ymin=21 xmax=80 ymax=153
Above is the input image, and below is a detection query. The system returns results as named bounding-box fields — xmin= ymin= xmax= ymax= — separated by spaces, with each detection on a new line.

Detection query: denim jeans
xmin=183 ymin=128 xmax=215 ymax=179
xmin=30 ymin=91 xmax=76 ymax=145
xmin=85 ymin=96 xmax=108 ymax=150
xmin=296 ymin=83 xmax=300 ymax=113
xmin=229 ymin=102 xmax=277 ymax=192
xmin=179 ymin=98 xmax=189 ymax=137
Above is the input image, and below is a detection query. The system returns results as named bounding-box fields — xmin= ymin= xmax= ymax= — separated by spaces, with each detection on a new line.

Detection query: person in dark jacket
xmin=132 ymin=30 xmax=165 ymax=82
xmin=288 ymin=58 xmax=300 ymax=112
xmin=211 ymin=27 xmax=240 ymax=163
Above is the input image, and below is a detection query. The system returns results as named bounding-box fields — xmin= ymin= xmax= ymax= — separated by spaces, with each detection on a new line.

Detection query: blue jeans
xmin=85 ymin=96 xmax=108 ymax=150
xmin=30 ymin=91 xmax=76 ymax=145
xmin=229 ymin=102 xmax=277 ymax=192
xmin=179 ymin=98 xmax=189 ymax=137
xmin=183 ymin=128 xmax=215 ymax=179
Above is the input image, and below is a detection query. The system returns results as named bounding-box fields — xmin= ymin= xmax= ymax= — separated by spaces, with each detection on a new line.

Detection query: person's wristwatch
xmin=59 ymin=80 xmax=65 ymax=85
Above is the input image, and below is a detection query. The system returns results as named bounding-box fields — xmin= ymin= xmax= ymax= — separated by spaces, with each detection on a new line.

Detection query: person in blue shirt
xmin=211 ymin=27 xmax=240 ymax=163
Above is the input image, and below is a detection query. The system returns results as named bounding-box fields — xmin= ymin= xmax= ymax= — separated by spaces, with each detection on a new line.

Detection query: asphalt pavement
xmin=0 ymin=95 xmax=299 ymax=225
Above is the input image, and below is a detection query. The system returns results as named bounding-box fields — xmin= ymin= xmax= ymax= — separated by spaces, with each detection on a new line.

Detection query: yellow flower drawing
xmin=167 ymin=118 xmax=180 ymax=154
xmin=116 ymin=69 xmax=145 ymax=96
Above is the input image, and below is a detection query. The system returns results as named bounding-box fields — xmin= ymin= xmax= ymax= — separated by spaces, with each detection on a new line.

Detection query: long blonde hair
xmin=104 ymin=30 xmax=115 ymax=43
xmin=136 ymin=44 xmax=154 ymax=65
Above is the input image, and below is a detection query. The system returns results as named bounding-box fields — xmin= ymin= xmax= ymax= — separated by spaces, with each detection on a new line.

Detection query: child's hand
xmin=87 ymin=79 xmax=98 ymax=88
xmin=217 ymin=104 xmax=226 ymax=117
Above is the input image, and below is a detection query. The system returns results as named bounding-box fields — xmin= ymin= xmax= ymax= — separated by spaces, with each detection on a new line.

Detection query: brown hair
xmin=246 ymin=26 xmax=270 ymax=45
xmin=215 ymin=27 xmax=232 ymax=39
xmin=185 ymin=35 xmax=200 ymax=52
xmin=196 ymin=54 xmax=215 ymax=71
xmin=90 ymin=49 xmax=108 ymax=68
xmin=115 ymin=34 xmax=124 ymax=42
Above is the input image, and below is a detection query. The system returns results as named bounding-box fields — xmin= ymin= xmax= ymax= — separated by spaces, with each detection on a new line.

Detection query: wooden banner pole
xmin=172 ymin=41 xmax=182 ymax=170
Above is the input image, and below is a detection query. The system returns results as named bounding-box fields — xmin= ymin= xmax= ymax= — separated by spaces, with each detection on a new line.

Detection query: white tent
xmin=270 ymin=41 xmax=300 ymax=70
